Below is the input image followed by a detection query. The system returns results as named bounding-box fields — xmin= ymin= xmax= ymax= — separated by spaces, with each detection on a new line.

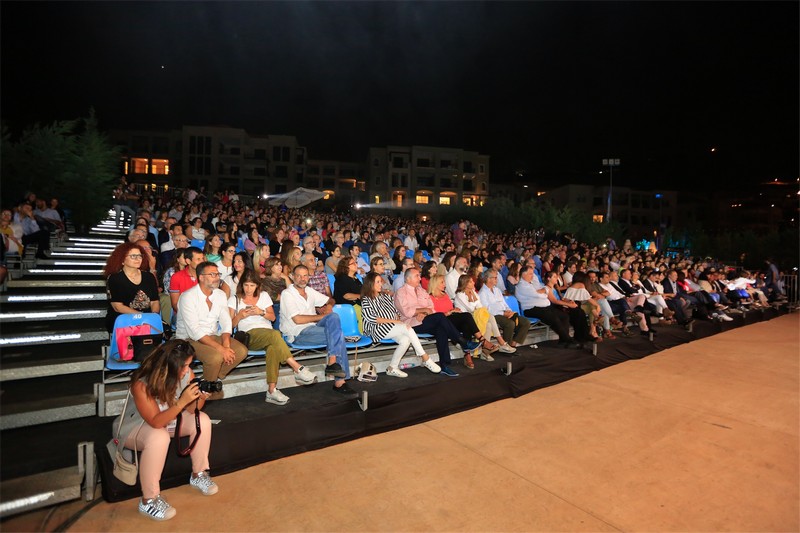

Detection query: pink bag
xmin=115 ymin=325 xmax=152 ymax=361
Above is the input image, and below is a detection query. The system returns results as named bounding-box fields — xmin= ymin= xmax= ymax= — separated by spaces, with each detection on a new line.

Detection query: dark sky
xmin=2 ymin=1 xmax=798 ymax=188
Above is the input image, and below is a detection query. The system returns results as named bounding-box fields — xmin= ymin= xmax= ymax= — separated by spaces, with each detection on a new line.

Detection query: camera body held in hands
xmin=190 ymin=377 xmax=223 ymax=393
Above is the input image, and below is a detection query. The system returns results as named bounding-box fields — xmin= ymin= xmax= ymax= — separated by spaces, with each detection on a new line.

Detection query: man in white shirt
xmin=403 ymin=229 xmax=419 ymax=251
xmin=478 ymin=270 xmax=529 ymax=349
xmin=446 ymin=256 xmax=469 ymax=300
xmin=175 ymin=262 xmax=248 ymax=393
xmin=279 ymin=264 xmax=355 ymax=395
xmin=515 ymin=265 xmax=579 ymax=348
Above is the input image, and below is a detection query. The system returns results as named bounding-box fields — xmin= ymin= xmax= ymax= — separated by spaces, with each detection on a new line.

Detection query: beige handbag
xmin=112 ymin=390 xmax=144 ymax=485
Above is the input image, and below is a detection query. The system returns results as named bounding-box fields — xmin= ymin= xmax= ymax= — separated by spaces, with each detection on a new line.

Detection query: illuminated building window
xmin=415 ymin=195 xmax=429 ymax=204
xmin=151 ymin=159 xmax=169 ymax=175
xmin=374 ymin=195 xmax=380 ymax=204
xmin=124 ymin=161 xmax=129 ymax=175
xmin=439 ymin=196 xmax=451 ymax=205
xmin=463 ymin=197 xmax=473 ymax=206
xmin=593 ymin=215 xmax=604 ymax=223
xmin=131 ymin=158 xmax=148 ymax=174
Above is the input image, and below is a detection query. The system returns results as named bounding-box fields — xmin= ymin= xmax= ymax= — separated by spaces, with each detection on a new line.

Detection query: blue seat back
xmin=236 ymin=236 xmax=245 ymax=252
xmin=504 ymin=295 xmax=521 ymax=315
xmin=108 ymin=312 xmax=163 ymax=363
xmin=332 ymin=304 xmax=360 ymax=337
xmin=327 ymin=274 xmax=336 ymax=293
xmin=421 ymin=250 xmax=431 ymax=261
xmin=190 ymin=239 xmax=205 ymax=250
xmin=359 ymin=252 xmax=370 ymax=266
xmin=405 ymin=249 xmax=414 ymax=258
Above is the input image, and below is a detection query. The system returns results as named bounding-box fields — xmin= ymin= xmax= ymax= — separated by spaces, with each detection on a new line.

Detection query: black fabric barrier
xmin=88 ymin=305 xmax=789 ymax=502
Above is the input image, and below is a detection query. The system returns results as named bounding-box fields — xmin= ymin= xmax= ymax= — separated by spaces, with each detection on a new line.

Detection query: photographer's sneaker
xmin=265 ymin=388 xmax=290 ymax=405
xmin=189 ymin=471 xmax=219 ymax=496
xmin=294 ymin=366 xmax=316 ymax=385
xmin=139 ymin=495 xmax=176 ymax=521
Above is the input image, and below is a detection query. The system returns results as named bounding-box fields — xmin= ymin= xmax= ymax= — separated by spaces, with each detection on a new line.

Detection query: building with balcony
xmin=304 ymin=159 xmax=367 ymax=207
xmin=366 ymin=145 xmax=490 ymax=219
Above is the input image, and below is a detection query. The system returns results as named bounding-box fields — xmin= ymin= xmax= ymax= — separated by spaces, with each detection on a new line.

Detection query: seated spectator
xmin=324 ymin=245 xmax=342 ymax=275
xmin=228 ymin=270 xmax=316 ymax=405
xmin=333 ymin=256 xmax=362 ymax=306
xmin=478 ymin=270 xmax=530 ymax=349
xmin=114 ymin=340 xmax=217 ymax=522
xmin=446 ymin=256 xmax=469 ymax=299
xmin=0 ymin=208 xmax=24 ymax=259
xmin=190 ymin=217 xmax=208 ymax=241
xmin=427 ymin=274 xmax=489 ymax=369
xmin=515 ymin=265 xmax=582 ymax=348
xmin=350 ymin=244 xmax=370 ymax=276
xmin=370 ymin=255 xmax=394 ymax=292
xmin=222 ymin=251 xmax=250 ymax=299
xmin=391 ymin=245 xmax=407 ymax=276
xmin=104 ymin=242 xmax=160 ymax=332
xmin=175 ymin=261 xmax=248 ymax=394
xmin=169 ymin=247 xmax=204 ymax=318
xmin=392 ymin=256 xmax=416 ymax=292
xmin=301 ymin=253 xmax=330 ymax=297
xmin=15 ymin=202 xmax=51 ymax=259
xmin=360 ymin=272 xmax=441 ymax=378
xmin=454 ymin=274 xmax=516 ymax=355
xmin=420 ymin=260 xmax=438 ymax=292
xmin=204 ymin=234 xmax=223 ymax=263
xmin=394 ymin=268 xmax=476 ymax=376
xmin=370 ymin=241 xmax=396 ymax=273
xmin=252 ymin=244 xmax=270 ymax=279
xmin=281 ymin=242 xmax=302 ymax=278
xmin=279 ymin=264 xmax=355 ymax=396
xmin=215 ymin=242 xmax=236 ymax=284
xmin=34 ymin=198 xmax=65 ymax=233
xmin=542 ymin=271 xmax=597 ymax=343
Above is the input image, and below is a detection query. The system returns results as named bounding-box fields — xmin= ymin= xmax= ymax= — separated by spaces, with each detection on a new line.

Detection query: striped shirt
xmin=361 ymin=293 xmax=401 ymax=340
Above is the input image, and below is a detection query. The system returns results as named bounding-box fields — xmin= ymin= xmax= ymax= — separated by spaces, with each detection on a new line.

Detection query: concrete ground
xmin=5 ymin=313 xmax=798 ymax=532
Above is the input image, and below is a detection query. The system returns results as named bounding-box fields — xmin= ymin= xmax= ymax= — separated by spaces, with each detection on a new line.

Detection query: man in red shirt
xmin=169 ymin=247 xmax=204 ymax=316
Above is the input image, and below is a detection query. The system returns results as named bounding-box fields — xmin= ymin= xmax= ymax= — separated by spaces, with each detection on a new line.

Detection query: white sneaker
xmin=139 ymin=495 xmax=176 ymax=521
xmin=189 ymin=471 xmax=219 ymax=496
xmin=265 ymin=388 xmax=290 ymax=405
xmin=294 ymin=365 xmax=316 ymax=385
xmin=499 ymin=344 xmax=517 ymax=353
xmin=421 ymin=358 xmax=441 ymax=373
xmin=719 ymin=313 xmax=733 ymax=322
xmin=386 ymin=366 xmax=408 ymax=378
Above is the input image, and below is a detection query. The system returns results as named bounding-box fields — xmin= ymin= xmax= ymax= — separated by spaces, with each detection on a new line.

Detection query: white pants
xmin=384 ymin=323 xmax=426 ymax=369
xmin=647 ymin=294 xmax=668 ymax=314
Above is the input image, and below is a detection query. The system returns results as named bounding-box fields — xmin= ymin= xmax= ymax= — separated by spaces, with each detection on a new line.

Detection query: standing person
xmin=394 ymin=268 xmax=478 ymax=377
xmin=175 ymin=262 xmax=248 ymax=394
xmin=114 ymin=340 xmax=218 ymax=521
xmin=228 ymin=270 xmax=316 ymax=405
xmin=360 ymin=272 xmax=441 ymax=377
xmin=104 ymin=242 xmax=160 ymax=332
xmin=279 ymin=264 xmax=355 ymax=395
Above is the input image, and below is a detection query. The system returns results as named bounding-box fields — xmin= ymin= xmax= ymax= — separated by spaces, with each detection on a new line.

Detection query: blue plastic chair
xmin=236 ymin=236 xmax=245 ymax=253
xmin=106 ymin=312 xmax=164 ymax=377
xmin=359 ymin=252 xmax=370 ymax=267
xmin=190 ymin=239 xmax=205 ymax=250
xmin=332 ymin=304 xmax=374 ymax=348
xmin=504 ymin=295 xmax=521 ymax=315
xmin=421 ymin=250 xmax=431 ymax=261
xmin=405 ymin=249 xmax=414 ymax=259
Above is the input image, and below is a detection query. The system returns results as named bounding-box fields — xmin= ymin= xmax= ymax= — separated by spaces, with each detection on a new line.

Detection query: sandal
xmin=481 ymin=339 xmax=500 ymax=354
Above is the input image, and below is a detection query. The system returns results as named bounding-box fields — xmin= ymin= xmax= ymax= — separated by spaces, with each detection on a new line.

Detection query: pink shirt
xmin=394 ymin=284 xmax=434 ymax=326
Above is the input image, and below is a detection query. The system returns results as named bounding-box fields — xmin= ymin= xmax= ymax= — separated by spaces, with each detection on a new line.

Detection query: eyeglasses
xmin=126 ymin=254 xmax=143 ymax=259
xmin=202 ymin=272 xmax=221 ymax=278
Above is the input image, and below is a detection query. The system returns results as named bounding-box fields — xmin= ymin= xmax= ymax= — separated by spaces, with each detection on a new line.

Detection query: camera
xmin=190 ymin=377 xmax=223 ymax=393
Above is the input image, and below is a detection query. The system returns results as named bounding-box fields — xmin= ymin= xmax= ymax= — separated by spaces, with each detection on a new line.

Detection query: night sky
xmin=2 ymin=2 xmax=797 ymax=189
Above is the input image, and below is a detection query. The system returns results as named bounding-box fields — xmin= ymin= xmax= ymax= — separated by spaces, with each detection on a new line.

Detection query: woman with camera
xmin=114 ymin=340 xmax=217 ymax=521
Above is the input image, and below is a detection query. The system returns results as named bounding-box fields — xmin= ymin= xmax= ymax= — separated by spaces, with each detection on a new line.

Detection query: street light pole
xmin=602 ymin=158 xmax=620 ymax=223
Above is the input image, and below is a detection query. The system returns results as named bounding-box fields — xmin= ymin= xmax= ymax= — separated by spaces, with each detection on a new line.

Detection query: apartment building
xmin=304 ymin=159 xmax=367 ymax=206
xmin=108 ymin=126 xmax=307 ymax=196
xmin=366 ymin=145 xmax=490 ymax=218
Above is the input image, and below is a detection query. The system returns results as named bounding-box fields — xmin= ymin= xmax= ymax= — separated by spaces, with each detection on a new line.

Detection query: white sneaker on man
xmin=294 ymin=366 xmax=316 ymax=385
xmin=718 ymin=313 xmax=733 ymax=322
xmin=498 ymin=344 xmax=517 ymax=353
xmin=386 ymin=366 xmax=408 ymax=378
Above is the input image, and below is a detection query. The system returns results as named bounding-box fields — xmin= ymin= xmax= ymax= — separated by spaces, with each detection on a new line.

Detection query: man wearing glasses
xmin=175 ymin=262 xmax=248 ymax=397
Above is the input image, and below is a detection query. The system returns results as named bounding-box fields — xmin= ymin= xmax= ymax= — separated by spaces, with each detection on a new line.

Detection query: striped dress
xmin=361 ymin=293 xmax=400 ymax=340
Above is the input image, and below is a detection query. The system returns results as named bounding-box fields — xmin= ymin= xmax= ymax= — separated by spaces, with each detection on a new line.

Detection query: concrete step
xmin=0 ymin=308 xmax=106 ymax=323
xmin=8 ymin=279 xmax=105 ymax=288
xmin=0 ymin=464 xmax=86 ymax=518
xmin=0 ymin=355 xmax=104 ymax=382
xmin=0 ymin=393 xmax=97 ymax=430
xmin=0 ymin=328 xmax=108 ymax=348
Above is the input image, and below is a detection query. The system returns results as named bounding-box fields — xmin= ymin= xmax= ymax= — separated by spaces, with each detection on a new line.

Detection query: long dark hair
xmin=236 ymin=269 xmax=263 ymax=299
xmin=360 ymin=271 xmax=382 ymax=298
xmin=132 ymin=340 xmax=195 ymax=406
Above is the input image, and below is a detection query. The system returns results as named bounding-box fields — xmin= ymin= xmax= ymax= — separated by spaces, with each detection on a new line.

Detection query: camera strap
xmin=174 ymin=400 xmax=202 ymax=457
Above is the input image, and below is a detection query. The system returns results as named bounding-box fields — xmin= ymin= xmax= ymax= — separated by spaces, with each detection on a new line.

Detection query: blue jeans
xmin=293 ymin=313 xmax=350 ymax=380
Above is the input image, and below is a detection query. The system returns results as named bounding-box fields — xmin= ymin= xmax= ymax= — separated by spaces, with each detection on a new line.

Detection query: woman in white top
xmin=228 ymin=270 xmax=315 ymax=405
xmin=214 ymin=241 xmax=235 ymax=285
xmin=454 ymin=275 xmax=514 ymax=356
xmin=222 ymin=251 xmax=248 ymax=299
